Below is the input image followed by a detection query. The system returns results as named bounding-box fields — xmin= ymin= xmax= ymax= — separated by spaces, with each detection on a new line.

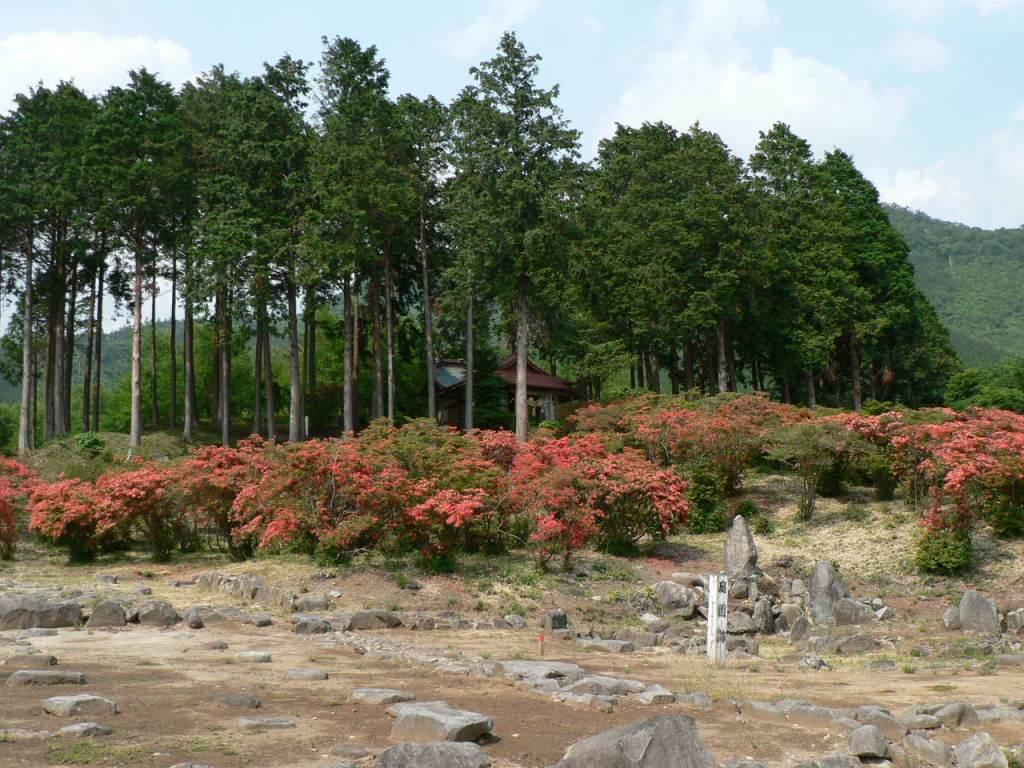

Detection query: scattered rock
xmin=137 ymin=601 xmax=180 ymax=626
xmin=293 ymin=594 xmax=331 ymax=612
xmin=0 ymin=597 xmax=82 ymax=630
xmin=349 ymin=688 xmax=415 ymax=705
xmin=43 ymin=694 xmax=118 ymax=717
xmin=3 ymin=654 xmax=58 ymax=668
xmin=799 ymin=655 xmax=831 ymax=671
xmin=6 ymin=670 xmax=86 ymax=686
xmin=387 ymin=700 xmax=494 ymax=742
xmin=235 ymin=651 xmax=271 ymax=663
xmin=837 ymin=633 xmax=879 ymax=655
xmin=563 ymin=675 xmax=646 ymax=697
xmin=902 ymin=713 xmax=941 ymax=730
xmin=943 ymin=606 xmax=962 ymax=631
xmin=199 ymin=640 xmax=228 ymax=651
xmin=241 ymin=613 xmax=273 ymax=627
xmin=576 ymin=638 xmax=636 ymax=653
xmin=849 ymin=724 xmax=888 ymax=758
xmin=954 ymin=732 xmax=1008 ymax=768
xmin=653 ymin=582 xmax=696 ymax=615
xmin=58 ymin=722 xmax=112 ymax=737
xmin=340 ymin=610 xmax=403 ymax=631
xmin=637 ymin=685 xmax=676 ymax=705
xmin=237 ymin=716 xmax=296 ymax=730
xmin=551 ymin=714 xmax=717 ymax=768
xmin=790 ymin=615 xmax=812 ymax=643
xmin=807 ymin=561 xmax=850 ymax=625
xmin=959 ymin=591 xmax=1000 ymax=635
xmin=85 ymin=601 xmax=127 ymax=628
xmin=293 ymin=616 xmax=332 ymax=634
xmin=725 ymin=515 xmax=758 ymax=579
xmin=213 ymin=692 xmax=261 ymax=709
xmin=543 ymin=609 xmax=569 ymax=631
xmin=674 ymin=692 xmax=712 ymax=711
xmin=903 ymin=733 xmax=953 ymax=768
xmin=96 ymin=574 xmax=118 ymax=584
xmin=930 ymin=701 xmax=979 ymax=727
xmin=285 ymin=668 xmax=328 ymax=681
xmin=503 ymin=614 xmax=526 ymax=630
xmin=378 ymin=742 xmax=491 ymax=768
xmin=832 ymin=598 xmax=875 ymax=625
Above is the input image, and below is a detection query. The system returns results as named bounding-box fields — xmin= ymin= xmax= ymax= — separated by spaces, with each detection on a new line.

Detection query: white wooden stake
xmin=706 ymin=573 xmax=729 ymax=664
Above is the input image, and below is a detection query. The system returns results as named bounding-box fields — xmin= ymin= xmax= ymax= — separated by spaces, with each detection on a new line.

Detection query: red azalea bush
xmin=0 ymin=459 xmax=37 ymax=559
xmin=96 ymin=463 xmax=177 ymax=562
xmin=28 ymin=478 xmax=112 ymax=562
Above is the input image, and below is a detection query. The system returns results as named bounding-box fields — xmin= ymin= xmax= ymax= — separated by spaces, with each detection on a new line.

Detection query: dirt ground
xmin=2 ymin=473 xmax=1023 ymax=767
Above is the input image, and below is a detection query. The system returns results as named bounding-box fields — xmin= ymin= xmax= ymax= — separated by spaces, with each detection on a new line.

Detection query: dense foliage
xmin=1 ymin=32 xmax=957 ymax=459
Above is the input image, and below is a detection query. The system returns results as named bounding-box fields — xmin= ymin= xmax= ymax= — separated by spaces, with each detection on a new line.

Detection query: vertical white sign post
xmin=706 ymin=574 xmax=729 ymax=664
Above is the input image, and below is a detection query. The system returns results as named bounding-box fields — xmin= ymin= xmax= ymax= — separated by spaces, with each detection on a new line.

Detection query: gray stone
xmin=930 ymin=701 xmax=979 ymax=727
xmin=3 ymin=654 xmax=58 ymax=668
xmin=790 ymin=615 xmax=812 ymax=643
xmin=0 ymin=597 xmax=82 ymax=630
xmin=241 ymin=613 xmax=273 ymax=627
xmin=613 ymin=629 xmax=659 ymax=648
xmin=349 ymin=687 xmax=415 ymax=705
xmin=551 ymin=714 xmax=717 ymax=768
xmin=137 ymin=601 xmax=179 ymax=626
xmin=902 ymin=713 xmax=941 ymax=730
xmin=330 ymin=744 xmax=371 ymax=759
xmin=1006 ymin=608 xmax=1024 ymax=633
xmin=387 ymin=700 xmax=494 ymax=742
xmin=563 ymin=675 xmax=646 ymax=696
xmin=752 ymin=597 xmax=775 ymax=634
xmin=743 ymin=701 xmax=788 ymax=723
xmin=653 ymin=581 xmax=697 ymax=613
xmin=727 ymin=612 xmax=758 ymax=634
xmin=544 ymin=608 xmax=569 ymax=631
xmin=798 ymin=655 xmax=830 ymax=670
xmin=671 ymin=572 xmax=706 ymax=589
xmin=285 ymin=668 xmax=327 ymax=681
xmin=675 ymin=692 xmax=712 ymax=711
xmin=977 ymin=705 xmax=1024 ymax=722
xmin=855 ymin=707 xmax=905 ymax=740
xmin=788 ymin=704 xmax=845 ymax=729
xmin=832 ymin=598 xmax=875 ymax=625
xmin=807 ymin=561 xmax=850 ymax=625
xmin=503 ymin=614 xmax=527 ymax=629
xmin=293 ymin=594 xmax=331 ymax=612
xmin=959 ymin=590 xmax=1000 ymax=635
xmin=943 ymin=605 xmax=961 ymax=630
xmin=96 ymin=574 xmax=118 ymax=584
xmin=86 ymin=601 xmax=126 ymax=628
xmin=199 ymin=640 xmax=228 ymax=651
xmin=849 ymin=725 xmax=888 ymax=758
xmin=6 ymin=670 xmax=86 ymax=686
xmin=815 ymin=755 xmax=861 ymax=768
xmin=339 ymin=610 xmax=402 ymax=631
xmin=497 ymin=660 xmax=585 ymax=682
xmin=725 ymin=761 xmax=768 ymax=768
xmin=869 ymin=659 xmax=897 ymax=671
xmin=378 ymin=742 xmax=490 ymax=768
xmin=58 ymin=722 xmax=112 ymax=737
xmin=293 ymin=616 xmax=332 ymax=634
xmin=777 ymin=603 xmax=804 ymax=632
xmin=43 ymin=694 xmax=118 ymax=717
xmin=725 ymin=515 xmax=758 ymax=579
xmin=213 ymin=692 xmax=261 ymax=708
xmin=237 ymin=716 xmax=296 ymax=730
xmin=838 ymin=633 xmax=879 ymax=654
xmin=555 ymin=692 xmax=617 ymax=712
xmin=637 ymin=685 xmax=676 ymax=705
xmin=903 ymin=734 xmax=952 ymax=768
xmin=576 ymin=638 xmax=636 ymax=653
xmin=235 ymin=651 xmax=271 ymax=663
xmin=184 ymin=607 xmax=205 ymax=629
xmin=133 ymin=586 xmax=153 ymax=596
xmin=875 ymin=606 xmax=895 ymax=620
xmin=954 ymin=733 xmax=1007 ymax=768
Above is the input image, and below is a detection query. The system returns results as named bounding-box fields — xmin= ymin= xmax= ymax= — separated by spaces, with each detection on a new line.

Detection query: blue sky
xmin=4 ymin=0 xmax=1024 ymax=230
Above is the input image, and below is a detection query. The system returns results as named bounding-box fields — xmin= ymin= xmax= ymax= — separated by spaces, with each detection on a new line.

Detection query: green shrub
xmin=75 ymin=432 xmax=106 ymax=457
xmin=752 ymin=514 xmax=775 ymax=536
xmin=915 ymin=529 xmax=972 ymax=574
xmin=981 ymin=484 xmax=1024 ymax=538
xmin=686 ymin=466 xmax=725 ymax=534
xmin=734 ymin=499 xmax=759 ymax=518
xmin=817 ymin=458 xmax=846 ymax=498
xmin=842 ymin=504 xmax=870 ymax=523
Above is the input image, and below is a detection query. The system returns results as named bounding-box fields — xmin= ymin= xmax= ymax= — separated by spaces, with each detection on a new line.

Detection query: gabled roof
xmin=435 ymin=354 xmax=576 ymax=396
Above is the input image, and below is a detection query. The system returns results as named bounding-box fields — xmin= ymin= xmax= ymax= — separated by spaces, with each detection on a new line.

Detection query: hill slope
xmin=886 ymin=204 xmax=1024 ymax=365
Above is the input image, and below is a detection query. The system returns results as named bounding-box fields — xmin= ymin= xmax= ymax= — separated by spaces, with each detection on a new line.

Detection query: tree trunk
xmin=44 ymin=292 xmax=56 ymax=442
xmin=82 ymin=271 xmax=95 ymax=432
xmin=420 ymin=213 xmax=436 ymax=421
xmin=384 ymin=252 xmax=395 ymax=423
xmin=129 ymin=247 xmax=143 ymax=451
xmin=18 ymin=238 xmax=33 ymax=454
xmin=252 ymin=309 xmax=263 ymax=435
xmin=782 ymin=378 xmax=791 ymax=404
xmin=464 ymin=290 xmax=474 ymax=431
xmin=371 ymin=276 xmax=384 ymax=420
xmin=182 ymin=253 xmax=196 ymax=442
xmin=849 ymin=333 xmax=862 ymax=412
xmin=805 ymin=369 xmax=816 ymax=408
xmin=150 ymin=271 xmax=158 ymax=426
xmin=306 ymin=288 xmax=317 ymax=395
xmin=683 ymin=341 xmax=694 ymax=390
xmin=169 ymin=253 xmax=177 ymax=429
xmin=715 ymin=318 xmax=729 ymax=394
xmin=92 ymin=263 xmax=104 ymax=433
xmin=342 ymin=274 xmax=354 ymax=435
xmin=352 ymin=284 xmax=360 ymax=422
xmin=286 ymin=275 xmax=302 ymax=442
xmin=63 ymin=266 xmax=76 ymax=434
xmin=52 ymin=278 xmax=66 ymax=438
xmin=262 ymin=320 xmax=276 ymax=440
xmin=218 ymin=286 xmax=230 ymax=447
xmin=669 ymin=347 xmax=680 ymax=395
xmin=515 ymin=276 xmax=529 ymax=442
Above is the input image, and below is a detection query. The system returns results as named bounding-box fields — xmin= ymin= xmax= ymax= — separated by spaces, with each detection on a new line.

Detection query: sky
xmin=2 ymin=0 xmax=1024 ymax=232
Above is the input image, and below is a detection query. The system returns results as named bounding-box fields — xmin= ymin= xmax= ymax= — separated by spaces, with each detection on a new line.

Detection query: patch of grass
xmin=928 ymin=683 xmax=957 ymax=692
xmin=47 ymin=742 xmax=146 ymax=765
xmin=902 ymin=664 xmax=917 ymax=674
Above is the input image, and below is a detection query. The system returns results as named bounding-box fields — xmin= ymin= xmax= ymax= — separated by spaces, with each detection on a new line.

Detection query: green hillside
xmin=886 ymin=204 xmax=1024 ymax=365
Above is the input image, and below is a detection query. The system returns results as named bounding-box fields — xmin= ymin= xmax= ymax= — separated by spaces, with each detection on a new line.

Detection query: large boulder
xmin=339 ymin=610 xmax=402 ymax=631
xmin=137 ymin=601 xmax=180 ymax=626
xmin=832 ymin=598 xmax=875 ymax=626
xmin=959 ymin=590 xmax=1000 ymax=635
xmin=387 ymin=701 xmax=494 ymax=742
xmin=43 ymin=694 xmax=118 ymax=717
xmin=551 ymin=714 xmax=717 ymax=768
xmin=725 ymin=515 xmax=758 ymax=579
xmin=954 ymin=733 xmax=1008 ymax=768
xmin=848 ymin=725 xmax=888 ymax=758
xmin=6 ymin=670 xmax=86 ymax=686
xmin=349 ymin=688 xmax=415 ymax=705
xmin=653 ymin=582 xmax=697 ymax=615
xmin=86 ymin=601 xmax=126 ymax=628
xmin=807 ymin=561 xmax=850 ymax=625
xmin=903 ymin=734 xmax=952 ymax=768
xmin=378 ymin=742 xmax=490 ymax=768
xmin=0 ymin=597 xmax=82 ymax=630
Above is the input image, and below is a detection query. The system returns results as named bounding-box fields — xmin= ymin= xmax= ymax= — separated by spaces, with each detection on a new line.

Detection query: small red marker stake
xmin=539 ymin=633 xmax=545 ymax=656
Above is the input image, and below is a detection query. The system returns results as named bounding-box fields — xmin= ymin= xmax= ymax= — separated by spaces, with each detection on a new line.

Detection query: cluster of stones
xmin=944 ymin=589 xmax=1024 ymax=638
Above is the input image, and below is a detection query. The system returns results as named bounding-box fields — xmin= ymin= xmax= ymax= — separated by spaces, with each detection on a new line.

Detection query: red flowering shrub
xmin=0 ymin=459 xmax=37 ymax=559
xmin=28 ymin=479 xmax=111 ymax=562
xmin=95 ymin=463 xmax=177 ymax=562
xmin=509 ymin=434 xmax=689 ymax=565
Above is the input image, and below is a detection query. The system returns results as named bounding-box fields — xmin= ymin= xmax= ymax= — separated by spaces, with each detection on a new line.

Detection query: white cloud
xmin=882 ymin=0 xmax=1023 ymax=20
xmin=0 ymin=30 xmax=194 ymax=109
xmin=582 ymin=16 xmax=603 ymax=35
xmin=871 ymin=160 xmax=967 ymax=211
xmin=886 ymin=30 xmax=949 ymax=72
xmin=965 ymin=0 xmax=1024 ymax=14
xmin=991 ymin=102 xmax=1024 ymax=180
xmin=602 ymin=0 xmax=909 ymax=162
xmin=442 ymin=0 xmax=540 ymax=61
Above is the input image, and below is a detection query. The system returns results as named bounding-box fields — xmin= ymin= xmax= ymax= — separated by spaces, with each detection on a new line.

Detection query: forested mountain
xmin=885 ymin=205 xmax=1024 ymax=365
xmin=0 ymin=32 xmax=959 ymax=454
